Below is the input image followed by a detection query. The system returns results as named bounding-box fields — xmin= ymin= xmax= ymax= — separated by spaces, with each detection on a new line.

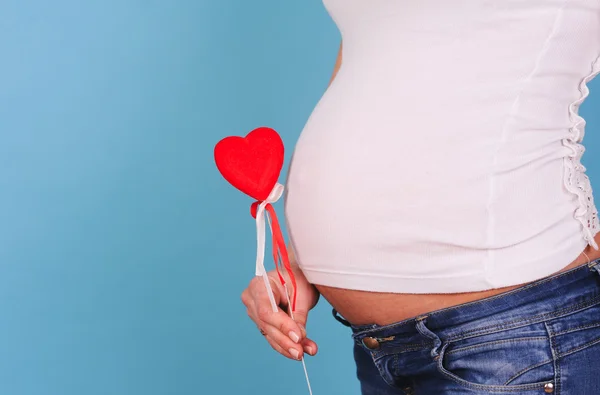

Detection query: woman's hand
xmin=241 ymin=265 xmax=320 ymax=361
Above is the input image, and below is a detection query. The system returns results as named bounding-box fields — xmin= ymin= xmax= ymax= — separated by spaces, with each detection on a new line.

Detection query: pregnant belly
xmin=317 ymin=234 xmax=600 ymax=326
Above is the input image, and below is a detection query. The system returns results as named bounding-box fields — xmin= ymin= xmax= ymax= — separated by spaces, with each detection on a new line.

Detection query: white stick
xmin=284 ymin=284 xmax=313 ymax=395
xmin=254 ymin=184 xmax=313 ymax=394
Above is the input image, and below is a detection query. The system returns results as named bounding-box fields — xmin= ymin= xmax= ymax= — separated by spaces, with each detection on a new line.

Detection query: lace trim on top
xmin=564 ymin=54 xmax=600 ymax=250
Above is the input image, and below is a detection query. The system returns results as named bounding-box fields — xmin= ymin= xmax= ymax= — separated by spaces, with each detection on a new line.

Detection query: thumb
xmin=291 ymin=308 xmax=309 ymax=338
xmin=293 ymin=307 xmax=319 ymax=356
xmin=283 ymin=283 xmax=314 ymax=336
xmin=264 ymin=272 xmax=287 ymax=304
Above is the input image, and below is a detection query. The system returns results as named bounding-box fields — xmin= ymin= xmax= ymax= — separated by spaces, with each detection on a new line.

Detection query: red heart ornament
xmin=214 ymin=127 xmax=284 ymax=202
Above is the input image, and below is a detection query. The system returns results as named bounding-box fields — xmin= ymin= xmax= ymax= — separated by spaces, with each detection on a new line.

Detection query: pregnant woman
xmin=241 ymin=1 xmax=600 ymax=394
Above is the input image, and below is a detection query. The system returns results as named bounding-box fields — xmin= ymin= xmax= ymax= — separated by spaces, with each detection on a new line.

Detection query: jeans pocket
xmin=437 ymin=325 xmax=555 ymax=392
xmin=547 ymin=300 xmax=600 ymax=358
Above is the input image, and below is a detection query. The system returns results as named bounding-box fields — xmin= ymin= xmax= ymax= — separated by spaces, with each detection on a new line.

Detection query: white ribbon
xmin=255 ymin=182 xmax=285 ymax=313
xmin=254 ymin=182 xmax=314 ymax=395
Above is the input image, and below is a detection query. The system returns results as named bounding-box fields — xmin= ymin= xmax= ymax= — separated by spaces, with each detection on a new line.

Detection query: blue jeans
xmin=334 ymin=259 xmax=600 ymax=394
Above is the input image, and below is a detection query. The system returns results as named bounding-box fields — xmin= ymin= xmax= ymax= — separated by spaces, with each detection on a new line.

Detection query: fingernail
xmin=304 ymin=346 xmax=314 ymax=356
xmin=289 ymin=348 xmax=300 ymax=360
xmin=289 ymin=331 xmax=300 ymax=343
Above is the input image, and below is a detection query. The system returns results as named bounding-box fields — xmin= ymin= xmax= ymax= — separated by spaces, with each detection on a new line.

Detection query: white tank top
xmin=284 ymin=0 xmax=600 ymax=293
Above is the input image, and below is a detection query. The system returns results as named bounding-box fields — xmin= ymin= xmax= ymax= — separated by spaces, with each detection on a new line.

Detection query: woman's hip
xmin=339 ymin=258 xmax=600 ymax=394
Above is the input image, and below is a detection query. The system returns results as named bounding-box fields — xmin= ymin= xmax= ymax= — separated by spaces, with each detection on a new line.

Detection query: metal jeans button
xmin=362 ymin=337 xmax=380 ymax=350
xmin=544 ymin=382 xmax=554 ymax=393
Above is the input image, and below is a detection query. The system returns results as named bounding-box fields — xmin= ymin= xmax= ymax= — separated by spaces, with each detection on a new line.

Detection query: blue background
xmin=0 ymin=1 xmax=597 ymax=394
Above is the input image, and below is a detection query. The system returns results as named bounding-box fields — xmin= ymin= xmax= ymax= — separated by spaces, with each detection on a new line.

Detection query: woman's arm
xmin=241 ymin=42 xmax=343 ymax=361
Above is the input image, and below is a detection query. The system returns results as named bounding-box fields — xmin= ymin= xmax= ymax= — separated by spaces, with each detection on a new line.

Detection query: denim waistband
xmin=337 ymin=259 xmax=600 ymax=342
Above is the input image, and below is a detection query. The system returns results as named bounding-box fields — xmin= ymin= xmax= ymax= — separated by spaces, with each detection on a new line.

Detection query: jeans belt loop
xmin=415 ymin=315 xmax=442 ymax=359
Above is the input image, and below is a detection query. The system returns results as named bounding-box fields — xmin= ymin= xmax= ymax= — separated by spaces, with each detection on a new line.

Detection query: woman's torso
xmin=284 ymin=0 xmax=600 ymax=323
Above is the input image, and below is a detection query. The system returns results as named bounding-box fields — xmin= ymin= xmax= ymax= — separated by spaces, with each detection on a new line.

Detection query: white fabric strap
xmin=254 ymin=183 xmax=284 ymax=312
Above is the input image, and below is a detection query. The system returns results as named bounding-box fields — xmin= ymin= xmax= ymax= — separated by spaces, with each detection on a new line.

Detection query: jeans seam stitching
xmin=556 ymin=336 xmax=600 ymax=359
xmin=446 ymin=336 xmax=548 ymax=356
xmin=393 ymin=353 xmax=400 ymax=378
xmin=436 ymin=342 xmax=549 ymax=391
xmin=553 ymin=321 xmax=600 ymax=336
xmin=372 ymin=351 xmax=397 ymax=389
xmin=368 ymin=341 xmax=434 ymax=359
xmin=447 ymin=296 xmax=600 ymax=341
xmin=545 ymin=322 xmax=561 ymax=394
xmin=426 ymin=261 xmax=597 ymax=317
xmin=503 ymin=358 xmax=554 ymax=386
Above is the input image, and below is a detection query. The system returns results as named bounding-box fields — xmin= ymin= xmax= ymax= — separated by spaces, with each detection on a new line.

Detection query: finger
xmin=246 ymin=299 xmax=303 ymax=348
xmin=245 ymin=301 xmax=259 ymax=326
xmin=298 ymin=323 xmax=307 ymax=339
xmin=247 ymin=276 xmax=306 ymax=345
xmin=263 ymin=334 xmax=302 ymax=361
xmin=301 ymin=337 xmax=318 ymax=356
xmin=249 ymin=305 xmax=302 ymax=360
xmin=291 ymin=309 xmax=309 ymax=336
xmin=249 ymin=304 xmax=316 ymax=357
xmin=241 ymin=288 xmax=252 ymax=308
xmin=261 ymin=323 xmax=303 ymax=360
xmin=255 ymin=305 xmax=304 ymax=344
xmin=247 ymin=301 xmax=301 ymax=360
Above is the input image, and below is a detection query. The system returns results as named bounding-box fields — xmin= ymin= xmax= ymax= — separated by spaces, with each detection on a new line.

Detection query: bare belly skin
xmin=315 ymin=234 xmax=600 ymax=326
